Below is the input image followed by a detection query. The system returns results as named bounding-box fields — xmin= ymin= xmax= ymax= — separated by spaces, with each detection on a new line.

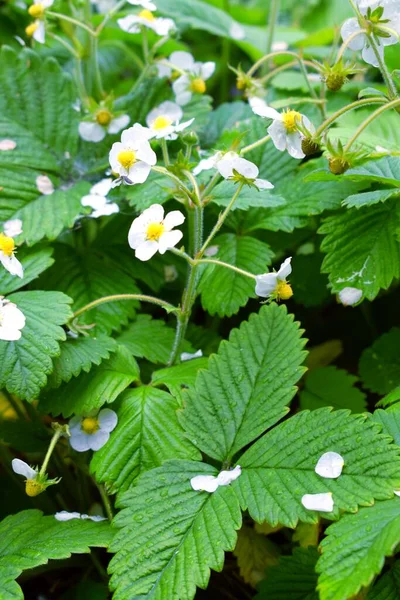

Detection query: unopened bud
xmin=328 ymin=157 xmax=350 ymax=175
xmin=182 ymin=130 xmax=199 ymax=146
xmin=326 ymin=73 xmax=346 ymax=92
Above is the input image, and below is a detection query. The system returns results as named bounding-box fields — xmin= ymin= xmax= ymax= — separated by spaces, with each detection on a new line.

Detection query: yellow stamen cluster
xmin=282 ymin=109 xmax=301 ymax=133
xmin=146 ymin=222 xmax=165 ymax=241
xmin=25 ymin=478 xmax=45 ymax=497
xmin=139 ymin=8 xmax=155 ymax=20
xmin=276 ymin=280 xmax=293 ymax=301
xmin=81 ymin=417 xmax=100 ymax=435
xmin=28 ymin=2 xmax=45 ymax=17
xmin=152 ymin=116 xmax=173 ymax=130
xmin=25 ymin=21 xmax=39 ymax=37
xmin=96 ymin=109 xmax=112 ymax=126
xmin=117 ymin=149 xmax=136 ymax=170
xmin=190 ymin=78 xmax=206 ymax=94
xmin=0 ymin=233 xmax=15 ymax=257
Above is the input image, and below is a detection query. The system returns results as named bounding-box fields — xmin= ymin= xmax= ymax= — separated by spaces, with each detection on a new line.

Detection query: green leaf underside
xmin=151 ymin=357 xmax=209 ymax=405
xmin=367 ymin=561 xmax=400 ymax=600
xmin=46 ymin=334 xmax=118 ymax=389
xmin=0 ymin=291 xmax=72 ymax=401
xmin=319 ymin=201 xmax=400 ymax=299
xmin=39 ymin=346 xmax=139 ymax=416
xmin=255 ymin=547 xmax=319 ymax=600
xmin=0 ymin=245 xmax=54 ymax=294
xmin=359 ymin=328 xmax=400 ymax=394
xmin=0 ymin=509 xmax=112 ymax=600
xmin=317 ymin=498 xmax=400 ymax=600
xmin=300 ymin=366 xmax=367 ymax=413
xmin=91 ymin=388 xmax=200 ymax=495
xmin=343 ymin=188 xmax=398 ymax=209
xmin=198 ymin=234 xmax=274 ymax=317
xmin=234 ymin=407 xmax=400 ymax=527
xmin=181 ymin=304 xmax=307 ymax=461
xmin=109 ymin=460 xmax=242 ymax=600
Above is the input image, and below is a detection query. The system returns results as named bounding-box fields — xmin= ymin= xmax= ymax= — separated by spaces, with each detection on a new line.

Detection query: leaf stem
xmin=97 ymin=483 xmax=114 ymax=521
xmin=72 ymin=294 xmax=179 ymax=319
xmin=240 ymin=134 xmax=271 ymax=156
xmin=196 ymin=258 xmax=256 ymax=279
xmin=96 ymin=0 xmax=126 ymax=35
xmin=46 ymin=10 xmax=95 ymax=35
xmin=343 ymin=97 xmax=400 ymax=151
xmin=40 ymin=428 xmax=64 ymax=476
xmin=160 ymin=138 xmax=170 ymax=166
xmin=152 ymin=166 xmax=193 ymax=200
xmin=314 ymin=96 xmax=388 ymax=137
xmin=264 ymin=0 xmax=280 ymax=71
xmin=336 ymin=29 xmax=367 ymax=62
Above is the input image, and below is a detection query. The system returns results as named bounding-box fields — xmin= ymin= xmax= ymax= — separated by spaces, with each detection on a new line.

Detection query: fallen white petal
xmin=0 ymin=139 xmax=17 ymax=151
xmin=338 ymin=287 xmax=363 ymax=306
xmin=3 ymin=219 xmax=23 ymax=237
xmin=36 ymin=175 xmax=54 ymax=195
xmin=180 ymin=349 xmax=203 ymax=362
xmin=190 ymin=474 xmax=219 ymax=493
xmin=216 ymin=465 xmax=242 ymax=486
xmin=394 ymin=490 xmax=400 ymax=497
xmin=315 ymin=452 xmax=344 ymax=479
xmin=301 ymin=492 xmax=334 ymax=512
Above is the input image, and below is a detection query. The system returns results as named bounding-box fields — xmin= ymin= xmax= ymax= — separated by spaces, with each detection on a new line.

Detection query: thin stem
xmin=96 ymin=0 xmax=126 ymax=35
xmin=152 ymin=166 xmax=193 ymax=200
xmin=91 ymin=35 xmax=105 ymax=97
xmin=220 ymin=0 xmax=232 ymax=101
xmin=183 ymin=170 xmax=201 ymax=206
xmin=47 ymin=32 xmax=80 ymax=58
xmin=72 ymin=294 xmax=178 ymax=319
xmin=75 ymin=58 xmax=90 ymax=109
xmin=97 ymin=483 xmax=114 ymax=521
xmin=40 ymin=428 xmax=64 ymax=476
xmin=201 ymin=171 xmax=221 ymax=201
xmin=260 ymin=59 xmax=319 ymax=84
xmin=160 ymin=138 xmax=170 ymax=166
xmin=196 ymin=259 xmax=256 ymax=279
xmin=199 ymin=182 xmax=244 ymax=257
xmin=157 ymin=59 xmax=186 ymax=76
xmin=344 ymin=97 xmax=400 ymax=151
xmin=314 ymin=96 xmax=388 ymax=138
xmin=249 ymin=50 xmax=312 ymax=77
xmin=336 ymin=29 xmax=367 ymax=62
xmin=142 ymin=27 xmax=149 ymax=64
xmin=241 ymin=134 xmax=270 ymax=156
xmin=46 ymin=10 xmax=95 ymax=35
xmin=367 ymin=34 xmax=398 ymax=99
xmin=264 ymin=0 xmax=280 ymax=70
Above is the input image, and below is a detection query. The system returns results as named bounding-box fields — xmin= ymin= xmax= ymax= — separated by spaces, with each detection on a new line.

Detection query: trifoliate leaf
xmin=319 ymin=201 xmax=400 ymax=300
xmin=233 ymin=525 xmax=280 ymax=588
xmin=0 ymin=291 xmax=72 ymax=401
xmin=0 ymin=245 xmax=54 ymax=294
xmin=181 ymin=303 xmax=307 ymax=461
xmin=46 ymin=334 xmax=118 ymax=389
xmin=211 ymin=180 xmax=286 ymax=210
xmin=256 ymin=547 xmax=319 ymax=600
xmin=234 ymin=408 xmax=400 ymax=527
xmin=300 ymin=367 xmax=367 ymax=412
xmin=367 ymin=561 xmax=400 ymax=600
xmin=317 ymin=498 xmax=400 ymax=600
xmin=151 ymin=357 xmax=209 ymax=404
xmin=109 ymin=460 xmax=242 ymax=600
xmin=39 ymin=346 xmax=139 ymax=416
xmin=198 ymin=233 xmax=274 ymax=317
xmin=359 ymin=328 xmax=400 ymax=394
xmin=91 ymin=388 xmax=200 ymax=495
xmin=0 ymin=509 xmax=112 ymax=600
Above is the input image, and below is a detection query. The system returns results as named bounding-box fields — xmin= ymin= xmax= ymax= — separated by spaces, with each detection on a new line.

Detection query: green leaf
xmin=0 ymin=509 xmax=112 ymax=600
xmin=372 ymin=404 xmax=400 ymax=446
xmin=317 ymin=498 xmax=400 ymax=600
xmin=0 ymin=420 xmax=49 ymax=453
xmin=211 ymin=180 xmax=286 ymax=210
xmin=300 ymin=367 xmax=367 ymax=413
xmin=367 ymin=561 xmax=400 ymax=600
xmin=181 ymin=303 xmax=307 ymax=461
xmin=0 ymin=116 xmax=58 ymax=171
xmin=0 ymin=245 xmax=54 ymax=294
xmin=333 ymin=110 xmax=400 ymax=152
xmin=234 ymin=408 xmax=400 ymax=527
xmin=256 ymin=547 xmax=319 ymax=600
xmin=343 ymin=188 xmax=398 ymax=208
xmin=319 ymin=201 xmax=400 ymax=300
xmin=233 ymin=525 xmax=280 ymax=588
xmin=46 ymin=334 xmax=118 ymax=389
xmin=377 ymin=387 xmax=400 ymax=409
xmin=201 ymin=101 xmax=253 ymax=148
xmin=198 ymin=234 xmax=274 ymax=317
xmin=109 ymin=460 xmax=242 ymax=600
xmin=39 ymin=346 xmax=139 ymax=417
xmin=342 ymin=157 xmax=400 ymax=187
xmin=0 ymin=291 xmax=72 ymax=401
xmin=91 ymin=387 xmax=200 ymax=495
xmin=359 ymin=328 xmax=400 ymax=394
xmin=125 ymin=171 xmax=174 ymax=211
xmin=151 ymin=357 xmax=210 ymax=404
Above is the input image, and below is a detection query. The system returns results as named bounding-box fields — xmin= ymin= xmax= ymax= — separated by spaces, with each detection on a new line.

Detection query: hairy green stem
xmin=314 ymin=96 xmax=388 ymax=137
xmin=336 ymin=28 xmax=367 ymax=62
xmin=96 ymin=0 xmax=126 ymax=35
xmin=241 ymin=134 xmax=271 ymax=156
xmin=265 ymin=0 xmax=280 ymax=59
xmin=46 ymin=10 xmax=95 ymax=35
xmin=367 ymin=34 xmax=398 ymax=99
xmin=40 ymin=428 xmax=64 ymax=477
xmin=160 ymin=138 xmax=170 ymax=166
xmin=91 ymin=35 xmax=105 ymax=97
xmin=344 ymin=97 xmax=400 ymax=151
xmin=72 ymin=294 xmax=178 ymax=319
xmin=197 ymin=259 xmax=256 ymax=279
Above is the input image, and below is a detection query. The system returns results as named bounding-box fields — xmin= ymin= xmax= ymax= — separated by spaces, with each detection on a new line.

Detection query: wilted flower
xmin=255 ymin=257 xmax=293 ymax=301
xmin=338 ymin=287 xmax=363 ymax=306
xmin=55 ymin=511 xmax=107 ymax=522
xmin=173 ymin=61 xmax=215 ymax=106
xmin=250 ymin=97 xmax=314 ymax=159
xmin=79 ymin=111 xmax=130 ymax=143
xmin=190 ymin=465 xmax=242 ymax=493
xmin=301 ymin=492 xmax=334 ymax=512
xmin=0 ymin=298 xmax=26 ymax=341
xmin=81 ymin=179 xmax=119 ymax=218
xmin=216 ymin=151 xmax=274 ymax=190
xmin=12 ymin=458 xmax=59 ymax=496
xmin=146 ymin=101 xmax=194 ymax=140
xmin=69 ymin=408 xmax=118 ymax=452
xmin=3 ymin=219 xmax=22 ymax=238
xmin=128 ymin=203 xmax=185 ymax=261
xmin=315 ymin=452 xmax=344 ymax=479
xmin=118 ymin=9 xmax=175 ymax=36
xmin=109 ymin=124 xmax=156 ymax=186
xmin=0 ymin=232 xmax=23 ymax=278
xmin=25 ymin=0 xmax=53 ymax=43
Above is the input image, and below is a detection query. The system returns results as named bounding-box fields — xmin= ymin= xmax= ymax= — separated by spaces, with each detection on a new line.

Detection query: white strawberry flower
xmin=69 ymin=408 xmax=118 ymax=452
xmin=126 ymin=0 xmax=156 ymax=8
xmin=217 ymin=151 xmax=274 ymax=190
xmin=315 ymin=452 xmax=344 ymax=479
xmin=255 ymin=257 xmax=293 ymax=301
xmin=301 ymin=492 xmax=334 ymax=512
xmin=109 ymin=124 xmax=156 ymax=186
xmin=128 ymin=203 xmax=185 ymax=261
xmin=25 ymin=0 xmax=53 ymax=43
xmin=156 ymin=50 xmax=196 ymax=78
xmin=146 ymin=101 xmax=194 ymax=140
xmin=250 ymin=97 xmax=315 ymax=159
xmin=193 ymin=151 xmax=224 ymax=176
xmin=55 ymin=511 xmax=107 ymax=522
xmin=79 ymin=111 xmax=130 ymax=143
xmin=190 ymin=465 xmax=241 ymax=493
xmin=338 ymin=287 xmax=363 ymax=306
xmin=0 ymin=298 xmax=26 ymax=341
xmin=118 ymin=9 xmax=175 ymax=36
xmin=173 ymin=61 xmax=215 ymax=106
xmin=81 ymin=178 xmax=119 ymax=218
xmin=0 ymin=231 xmax=23 ymax=279
xmin=3 ymin=219 xmax=22 ymax=238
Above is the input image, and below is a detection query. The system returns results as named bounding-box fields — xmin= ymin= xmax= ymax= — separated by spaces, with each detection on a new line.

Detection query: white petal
xmin=0 ymin=139 xmax=17 ymax=151
xmin=190 ymin=474 xmax=219 ymax=492
xmin=81 ymin=194 xmax=107 ymax=210
xmin=170 ymin=51 xmax=195 ymax=71
xmin=3 ymin=219 xmax=22 ymax=237
xmin=33 ymin=21 xmax=45 ymax=44
xmin=126 ymin=0 xmax=156 ymax=7
xmin=151 ymin=17 xmax=175 ymax=36
xmin=255 ymin=273 xmax=278 ymax=297
xmin=268 ymin=120 xmax=288 ymax=152
xmin=180 ymin=349 xmax=203 ymax=361
xmin=143 ymin=203 xmax=165 ymax=223
xmin=277 ymin=256 xmax=292 ymax=280
xmin=36 ymin=175 xmax=54 ymax=195
xmin=68 ymin=415 xmax=82 ymax=434
xmin=216 ymin=465 xmax=242 ymax=486
xmin=2 ymin=302 xmax=25 ymax=330
xmin=175 ymin=118 xmax=195 ymax=132
xmin=233 ymin=157 xmax=259 ymax=179
xmin=255 ymin=178 xmax=274 ymax=190
xmin=135 ymin=240 xmax=159 ymax=261
xmin=315 ymin=452 xmax=344 ymax=479
xmin=158 ymin=230 xmax=183 ymax=254
xmin=249 ymin=97 xmax=281 ymax=120
xmin=90 ymin=178 xmax=113 ymax=197
xmin=92 ymin=203 xmax=119 ymax=218
xmin=362 ymin=40 xmax=383 ymax=67
xmin=156 ymin=63 xmax=172 ymax=78
xmin=70 ymin=431 xmax=91 ymax=452
xmin=109 ymin=141 xmax=124 ymax=173
xmin=55 ymin=511 xmax=82 ymax=521
xmin=12 ymin=458 xmax=37 ymax=479
xmin=147 ymin=101 xmax=183 ymax=126
xmin=198 ymin=61 xmax=215 ymax=80
xmin=193 ymin=153 xmax=222 ymax=175
xmin=229 ymin=22 xmax=245 ymax=40
xmin=339 ymin=287 xmax=363 ymax=306
xmin=135 ymin=142 xmax=157 ymax=166
xmin=98 ymin=408 xmax=118 ymax=433
xmin=301 ymin=492 xmax=334 ymax=512
xmin=301 ymin=115 xmax=315 ymax=136
xmin=163 ymin=210 xmax=185 ymax=231
xmin=121 ymin=123 xmax=153 ymax=145
xmin=0 ymin=326 xmax=22 ymax=341
xmin=79 ymin=121 xmax=105 ymax=143
xmin=286 ymin=132 xmax=305 ymax=159
xmin=341 ymin=18 xmax=365 ymax=50
xmin=117 ymin=15 xmax=141 ymax=33
xmin=394 ymin=490 xmax=400 ymax=497
xmin=108 ymin=114 xmax=130 ymax=134
xmin=128 ymin=162 xmax=152 ymax=184
xmin=0 ymin=253 xmax=24 ymax=278
xmin=89 ymin=430 xmax=110 ymax=451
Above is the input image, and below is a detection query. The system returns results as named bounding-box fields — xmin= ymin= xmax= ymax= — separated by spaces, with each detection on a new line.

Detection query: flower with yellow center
xmin=249 ymin=96 xmax=315 ymax=159
xmin=79 ymin=111 xmax=130 ymax=143
xmin=11 ymin=459 xmax=55 ymax=497
xmin=128 ymin=203 xmax=185 ymax=261
xmin=190 ymin=78 xmax=206 ymax=94
xmin=69 ymin=408 xmax=118 ymax=452
xmin=138 ymin=8 xmax=155 ymax=20
xmin=109 ymin=124 xmax=156 ymax=185
xmin=118 ymin=10 xmax=175 ymax=36
xmin=25 ymin=0 xmax=53 ymax=42
xmin=96 ymin=109 xmax=112 ymax=126
xmin=0 ymin=232 xmax=23 ymax=278
xmin=173 ymin=60 xmax=215 ymax=105
xmin=255 ymin=257 xmax=293 ymax=301
xmin=146 ymin=100 xmax=195 ymax=140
